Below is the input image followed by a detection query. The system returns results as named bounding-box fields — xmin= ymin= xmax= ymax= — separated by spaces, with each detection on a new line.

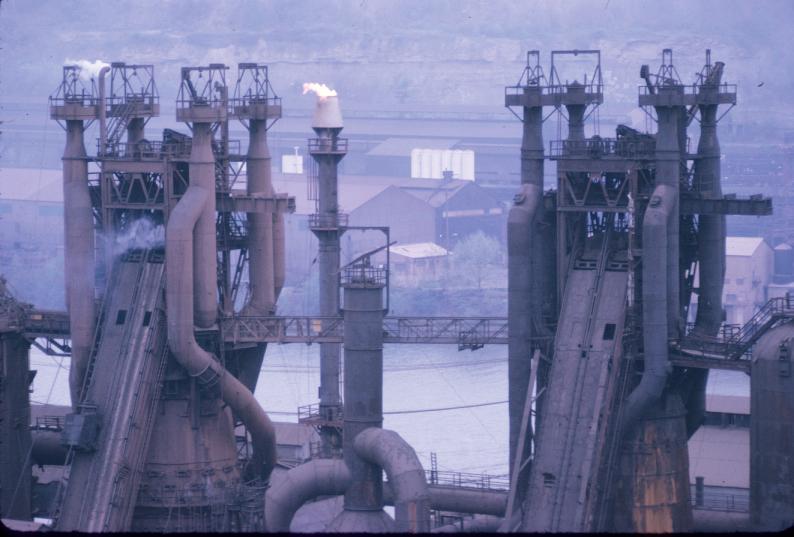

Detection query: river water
xmin=29 ymin=342 xmax=510 ymax=478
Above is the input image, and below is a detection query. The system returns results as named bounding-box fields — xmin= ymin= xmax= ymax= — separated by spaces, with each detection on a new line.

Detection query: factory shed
xmin=399 ymin=179 xmax=505 ymax=247
xmin=387 ymin=242 xmax=450 ymax=286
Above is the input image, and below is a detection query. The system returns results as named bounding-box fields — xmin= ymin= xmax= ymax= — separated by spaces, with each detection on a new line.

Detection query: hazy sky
xmin=2 ymin=0 xmax=792 ymax=126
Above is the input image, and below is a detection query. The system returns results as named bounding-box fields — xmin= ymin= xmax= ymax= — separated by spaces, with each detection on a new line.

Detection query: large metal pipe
xmin=165 ymin=185 xmax=276 ymax=481
xmin=245 ymin=118 xmax=276 ymax=314
xmin=689 ymin=64 xmax=726 ymax=436
xmin=621 ymin=185 xmax=675 ymax=431
xmin=384 ymin=484 xmax=508 ymax=518
xmin=98 ymin=66 xmax=110 ymax=151
xmin=432 ymin=515 xmax=504 ymax=533
xmin=564 ymin=82 xmax=586 ymax=142
xmin=354 ymin=428 xmax=431 ymax=533
xmin=506 ymin=87 xmax=544 ymax=475
xmin=264 ymin=458 xmax=351 ymax=532
xmin=653 ymin=87 xmax=683 ymax=337
xmin=273 ymin=211 xmax=286 ymax=300
xmin=63 ymin=119 xmax=95 ymax=408
xmin=189 ymin=122 xmax=218 ymax=329
xmin=506 ymin=184 xmax=541 ymax=473
xmin=31 ymin=429 xmax=68 ymax=466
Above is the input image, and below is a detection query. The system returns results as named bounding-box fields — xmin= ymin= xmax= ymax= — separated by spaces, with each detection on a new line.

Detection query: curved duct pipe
xmin=31 ymin=430 xmax=68 ymax=466
xmin=620 ymin=185 xmax=675 ymax=432
xmin=165 ymin=185 xmax=276 ymax=481
xmin=432 ymin=515 xmax=503 ymax=533
xmin=383 ymin=484 xmax=507 ymax=518
xmin=264 ymin=458 xmax=351 ymax=533
xmin=63 ymin=120 xmax=95 ymax=409
xmin=353 ymin=428 xmax=431 ymax=533
xmin=507 ymin=183 xmax=542 ymax=473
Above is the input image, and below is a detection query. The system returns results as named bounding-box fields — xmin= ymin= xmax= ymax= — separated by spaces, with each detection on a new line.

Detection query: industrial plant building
xmin=0 ymin=48 xmax=792 ymax=534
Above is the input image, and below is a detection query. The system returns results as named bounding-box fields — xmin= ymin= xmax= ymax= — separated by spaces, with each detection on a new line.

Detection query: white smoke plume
xmin=302 ymin=82 xmax=338 ymax=100
xmin=108 ymin=218 xmax=165 ymax=257
xmin=65 ymin=58 xmax=110 ymax=81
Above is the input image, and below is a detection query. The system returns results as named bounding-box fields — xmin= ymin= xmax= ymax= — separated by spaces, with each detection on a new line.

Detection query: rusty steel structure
xmin=0 ymin=48 xmax=791 ymax=533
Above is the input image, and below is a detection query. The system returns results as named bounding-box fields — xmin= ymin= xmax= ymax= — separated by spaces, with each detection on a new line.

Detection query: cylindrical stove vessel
xmin=327 ymin=271 xmax=395 ymax=532
xmin=63 ymin=119 xmax=96 ymax=407
xmin=612 ymin=392 xmax=693 ymax=533
xmin=189 ymin=122 xmax=218 ymax=328
xmin=750 ymin=322 xmax=794 ymax=531
xmin=341 ymin=279 xmax=385 ymax=512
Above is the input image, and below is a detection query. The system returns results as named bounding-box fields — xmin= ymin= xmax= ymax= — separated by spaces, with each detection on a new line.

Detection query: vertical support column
xmin=63 ymin=119 xmax=96 ymax=407
xmin=507 ymin=88 xmax=544 ymax=476
xmin=0 ymin=331 xmax=32 ymax=520
xmin=246 ymin=119 xmax=276 ymax=314
xmin=341 ymin=272 xmax=385 ymax=513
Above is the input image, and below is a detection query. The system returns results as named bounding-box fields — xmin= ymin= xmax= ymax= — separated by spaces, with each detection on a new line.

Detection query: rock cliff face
xmin=3 ymin=0 xmax=794 ymax=122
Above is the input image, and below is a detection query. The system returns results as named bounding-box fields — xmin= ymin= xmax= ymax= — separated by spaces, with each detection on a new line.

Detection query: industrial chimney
xmin=305 ymin=82 xmax=348 ymax=456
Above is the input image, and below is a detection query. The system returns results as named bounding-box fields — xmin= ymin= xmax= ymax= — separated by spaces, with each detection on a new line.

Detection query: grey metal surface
xmin=750 ymin=323 xmax=794 ymax=531
xmin=54 ymin=251 xmax=168 ymax=531
xmin=354 ymin=427 xmax=431 ymax=532
xmin=165 ymin=184 xmax=276 ymax=482
xmin=265 ymin=458 xmax=351 ymax=532
xmin=621 ymin=185 xmax=676 ymax=431
xmin=523 ymin=247 xmax=628 ymax=532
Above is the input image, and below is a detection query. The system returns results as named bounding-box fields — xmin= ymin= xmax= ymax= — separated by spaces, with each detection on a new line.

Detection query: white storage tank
xmin=461 ymin=150 xmax=475 ymax=180
xmin=410 ymin=148 xmax=421 ymax=178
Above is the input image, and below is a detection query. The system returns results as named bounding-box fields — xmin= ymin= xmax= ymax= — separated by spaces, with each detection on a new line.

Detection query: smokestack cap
xmin=312 ymin=95 xmax=344 ymax=130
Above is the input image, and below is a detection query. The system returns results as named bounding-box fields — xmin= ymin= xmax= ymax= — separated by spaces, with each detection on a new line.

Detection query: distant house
xmin=385 ymin=242 xmax=450 ymax=286
xmin=723 ymin=237 xmax=774 ymax=325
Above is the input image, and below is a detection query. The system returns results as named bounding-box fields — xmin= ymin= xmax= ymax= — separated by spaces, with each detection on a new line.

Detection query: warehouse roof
xmin=726 ymin=236 xmax=767 ymax=257
xmin=366 ymin=137 xmax=459 ymax=157
xmin=390 ymin=242 xmax=449 ymax=259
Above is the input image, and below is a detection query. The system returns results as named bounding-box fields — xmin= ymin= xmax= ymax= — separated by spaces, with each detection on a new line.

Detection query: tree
xmin=451 ymin=231 xmax=503 ymax=289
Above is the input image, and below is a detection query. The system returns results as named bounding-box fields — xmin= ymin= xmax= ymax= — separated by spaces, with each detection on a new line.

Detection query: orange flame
xmin=302 ymin=82 xmax=337 ymax=100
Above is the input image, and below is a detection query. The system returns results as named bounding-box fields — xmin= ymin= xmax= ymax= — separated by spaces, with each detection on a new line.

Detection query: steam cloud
xmin=302 ymin=82 xmax=338 ymax=100
xmin=107 ymin=218 xmax=165 ymax=257
xmin=65 ymin=58 xmax=110 ymax=81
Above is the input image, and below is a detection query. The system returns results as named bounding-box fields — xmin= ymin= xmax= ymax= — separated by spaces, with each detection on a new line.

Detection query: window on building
xmin=736 ymin=278 xmax=745 ymax=286
xmin=726 ymin=294 xmax=738 ymax=303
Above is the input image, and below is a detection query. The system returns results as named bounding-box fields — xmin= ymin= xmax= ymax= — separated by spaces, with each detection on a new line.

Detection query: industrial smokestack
xmin=304 ymin=82 xmax=343 ymax=130
xmin=306 ymin=82 xmax=348 ymax=456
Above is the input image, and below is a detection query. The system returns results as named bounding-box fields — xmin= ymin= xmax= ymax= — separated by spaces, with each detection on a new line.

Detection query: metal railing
xmin=98 ymin=139 xmax=241 ymax=160
xmin=308 ymin=137 xmax=348 ymax=154
xmin=677 ymin=294 xmax=794 ymax=362
xmin=220 ymin=315 xmax=510 ymax=347
xmin=308 ymin=213 xmax=349 ymax=230
xmin=426 ymin=470 xmax=510 ymax=491
xmin=690 ymin=485 xmax=749 ymax=513
xmin=34 ymin=415 xmax=66 ymax=431
xmin=638 ymin=83 xmax=738 ymax=97
xmin=549 ymin=138 xmax=656 ymax=160
xmin=341 ymin=265 xmax=386 ymax=286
